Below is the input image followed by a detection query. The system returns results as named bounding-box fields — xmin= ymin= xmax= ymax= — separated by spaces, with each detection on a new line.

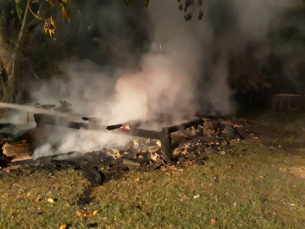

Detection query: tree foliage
xmin=228 ymin=44 xmax=271 ymax=93
xmin=28 ymin=0 xmax=70 ymax=40
xmin=0 ymin=0 xmax=302 ymax=104
xmin=178 ymin=0 xmax=204 ymax=20
xmin=0 ymin=0 xmax=73 ymax=102
xmin=124 ymin=0 xmax=204 ymax=20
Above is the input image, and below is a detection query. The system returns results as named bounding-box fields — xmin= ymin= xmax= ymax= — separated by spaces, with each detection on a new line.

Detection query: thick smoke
xmin=30 ymin=0 xmax=301 ymax=158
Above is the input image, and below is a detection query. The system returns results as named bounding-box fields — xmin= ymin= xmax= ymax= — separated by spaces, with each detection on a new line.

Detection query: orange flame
xmin=120 ymin=125 xmax=131 ymax=130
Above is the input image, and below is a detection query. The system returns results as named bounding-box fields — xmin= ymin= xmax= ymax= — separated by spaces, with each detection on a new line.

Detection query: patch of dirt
xmin=279 ymin=167 xmax=305 ymax=179
xmin=237 ymin=120 xmax=305 ymax=150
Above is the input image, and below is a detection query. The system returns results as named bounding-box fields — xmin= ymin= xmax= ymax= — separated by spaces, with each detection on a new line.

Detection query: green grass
xmin=0 ymin=138 xmax=305 ymax=229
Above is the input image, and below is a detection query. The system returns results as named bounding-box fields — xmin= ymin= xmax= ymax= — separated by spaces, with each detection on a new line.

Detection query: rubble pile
xmin=0 ymin=100 xmax=248 ymax=184
xmin=0 ymin=118 xmax=245 ymax=171
xmin=101 ymin=119 xmax=243 ymax=169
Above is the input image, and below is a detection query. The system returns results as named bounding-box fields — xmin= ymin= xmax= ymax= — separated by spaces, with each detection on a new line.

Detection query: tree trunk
xmin=1 ymin=62 xmax=16 ymax=103
xmin=1 ymin=0 xmax=30 ymax=103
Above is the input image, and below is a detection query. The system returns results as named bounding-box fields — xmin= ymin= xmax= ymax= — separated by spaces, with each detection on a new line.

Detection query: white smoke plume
xmin=29 ymin=0 xmax=301 ymax=158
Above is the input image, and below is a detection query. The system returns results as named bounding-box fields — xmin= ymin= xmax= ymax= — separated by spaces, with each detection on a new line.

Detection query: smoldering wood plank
xmin=34 ymin=114 xmax=163 ymax=139
xmin=160 ymin=131 xmax=172 ymax=161
xmin=194 ymin=113 xmax=234 ymax=120
xmin=163 ymin=118 xmax=204 ymax=134
xmin=34 ymin=114 xmax=90 ymax=129
xmin=111 ymin=128 xmax=163 ymax=139
xmin=106 ymin=124 xmax=123 ymax=130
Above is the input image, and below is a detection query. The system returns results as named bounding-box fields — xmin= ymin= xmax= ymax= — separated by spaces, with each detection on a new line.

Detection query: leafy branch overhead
xmin=49 ymin=0 xmax=71 ymax=21
xmin=28 ymin=0 xmax=71 ymax=40
xmin=124 ymin=0 xmax=204 ymax=20
xmin=30 ymin=0 xmax=204 ymax=40
xmin=178 ymin=0 xmax=204 ymax=20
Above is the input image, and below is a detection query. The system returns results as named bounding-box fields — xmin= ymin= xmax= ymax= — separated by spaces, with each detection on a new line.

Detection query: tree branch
xmin=7 ymin=0 xmax=30 ymax=72
xmin=25 ymin=0 xmax=50 ymax=32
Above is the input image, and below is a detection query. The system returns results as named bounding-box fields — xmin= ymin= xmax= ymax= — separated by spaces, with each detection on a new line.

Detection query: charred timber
xmin=82 ymin=117 xmax=103 ymax=123
xmin=162 ymin=118 xmax=204 ymax=134
xmin=112 ymin=128 xmax=163 ymax=139
xmin=35 ymin=114 xmax=205 ymax=162
xmin=194 ymin=113 xmax=234 ymax=120
xmin=34 ymin=114 xmax=88 ymax=129
xmin=34 ymin=114 xmax=163 ymax=139
xmin=106 ymin=124 xmax=123 ymax=130
xmin=160 ymin=128 xmax=172 ymax=162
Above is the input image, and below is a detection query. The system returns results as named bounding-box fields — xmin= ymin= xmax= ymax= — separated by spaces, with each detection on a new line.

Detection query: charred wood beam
xmin=160 ymin=128 xmax=172 ymax=162
xmin=34 ymin=114 xmax=163 ymax=139
xmin=83 ymin=117 xmax=156 ymax=129
xmin=82 ymin=117 xmax=99 ymax=122
xmin=194 ymin=113 xmax=234 ymax=120
xmin=160 ymin=119 xmax=205 ymax=161
xmin=106 ymin=124 xmax=123 ymax=130
xmin=112 ymin=129 xmax=162 ymax=139
xmin=83 ymin=117 xmax=126 ymax=130
xmin=162 ymin=118 xmax=204 ymax=134
xmin=34 ymin=114 xmax=88 ymax=129
xmin=34 ymin=104 xmax=56 ymax=109
xmin=35 ymin=114 xmax=208 ymax=162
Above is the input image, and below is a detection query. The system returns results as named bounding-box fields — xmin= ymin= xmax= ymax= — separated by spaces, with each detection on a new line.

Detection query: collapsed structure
xmin=0 ymin=101 xmax=245 ymax=177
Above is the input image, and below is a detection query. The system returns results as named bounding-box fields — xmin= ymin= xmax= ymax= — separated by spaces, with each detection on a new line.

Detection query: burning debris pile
xmin=106 ymin=118 xmax=242 ymax=168
xmin=0 ymin=101 xmax=247 ymax=184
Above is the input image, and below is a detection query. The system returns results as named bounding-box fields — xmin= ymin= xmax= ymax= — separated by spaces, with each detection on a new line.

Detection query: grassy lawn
xmin=1 ymin=112 xmax=305 ymax=228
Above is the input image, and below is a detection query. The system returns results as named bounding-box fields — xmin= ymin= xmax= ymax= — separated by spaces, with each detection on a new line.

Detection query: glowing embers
xmin=119 ymin=125 xmax=131 ymax=131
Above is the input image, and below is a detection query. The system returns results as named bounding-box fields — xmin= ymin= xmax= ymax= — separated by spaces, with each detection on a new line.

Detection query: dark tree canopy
xmin=0 ymin=0 xmax=303 ymax=104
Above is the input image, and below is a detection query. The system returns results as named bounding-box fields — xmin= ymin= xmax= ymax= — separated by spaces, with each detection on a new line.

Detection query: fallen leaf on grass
xmin=219 ymin=151 xmax=226 ymax=155
xmin=188 ymin=160 xmax=195 ymax=165
xmin=210 ymin=218 xmax=217 ymax=225
xmin=47 ymin=198 xmax=55 ymax=203
xmin=169 ymin=166 xmax=178 ymax=171
xmin=226 ymin=165 xmax=233 ymax=170
xmin=35 ymin=197 xmax=41 ymax=202
xmin=258 ymin=175 xmax=266 ymax=179
xmin=92 ymin=210 xmax=98 ymax=216
xmin=59 ymin=225 xmax=67 ymax=229
xmin=193 ymin=195 xmax=200 ymax=199
xmin=134 ymin=178 xmax=140 ymax=182
xmin=76 ymin=211 xmax=83 ymax=217
xmin=76 ymin=210 xmax=99 ymax=217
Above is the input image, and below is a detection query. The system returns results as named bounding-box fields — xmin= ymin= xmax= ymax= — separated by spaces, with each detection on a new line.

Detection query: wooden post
xmin=160 ymin=128 xmax=172 ymax=162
